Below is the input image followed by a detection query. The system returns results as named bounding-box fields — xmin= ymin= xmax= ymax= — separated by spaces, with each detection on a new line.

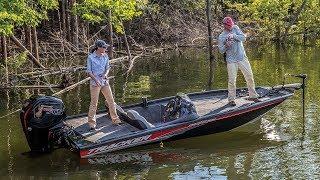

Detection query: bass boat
xmin=20 ymin=75 xmax=306 ymax=158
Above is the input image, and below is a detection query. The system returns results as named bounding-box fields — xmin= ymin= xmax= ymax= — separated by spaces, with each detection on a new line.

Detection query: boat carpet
xmin=64 ymin=114 xmax=139 ymax=143
xmin=193 ymin=95 xmax=270 ymax=116
xmin=192 ymin=88 xmax=277 ymax=116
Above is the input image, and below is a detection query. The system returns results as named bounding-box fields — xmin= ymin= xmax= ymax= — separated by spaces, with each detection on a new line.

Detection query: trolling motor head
xmin=20 ymin=95 xmax=66 ymax=153
xmin=282 ymin=73 xmax=307 ymax=90
xmin=293 ymin=74 xmax=307 ymax=79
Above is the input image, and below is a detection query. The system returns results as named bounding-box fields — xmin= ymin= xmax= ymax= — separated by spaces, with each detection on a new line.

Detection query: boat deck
xmin=64 ymin=114 xmax=139 ymax=143
xmin=192 ymin=94 xmax=270 ymax=116
xmin=64 ymin=87 xmax=283 ymax=144
xmin=191 ymin=87 xmax=285 ymax=116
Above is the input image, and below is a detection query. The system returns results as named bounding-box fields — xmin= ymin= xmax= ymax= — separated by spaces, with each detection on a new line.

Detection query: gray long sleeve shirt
xmin=218 ymin=25 xmax=247 ymax=63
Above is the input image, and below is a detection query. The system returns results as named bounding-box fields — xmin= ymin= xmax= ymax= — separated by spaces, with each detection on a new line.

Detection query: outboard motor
xmin=20 ymin=95 xmax=66 ymax=153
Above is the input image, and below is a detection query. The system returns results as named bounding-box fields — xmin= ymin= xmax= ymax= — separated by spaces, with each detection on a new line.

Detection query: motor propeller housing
xmin=20 ymin=96 xmax=66 ymax=153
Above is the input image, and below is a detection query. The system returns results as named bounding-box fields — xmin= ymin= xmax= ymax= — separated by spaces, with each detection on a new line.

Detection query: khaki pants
xmin=227 ymin=59 xmax=259 ymax=102
xmin=88 ymin=84 xmax=119 ymax=128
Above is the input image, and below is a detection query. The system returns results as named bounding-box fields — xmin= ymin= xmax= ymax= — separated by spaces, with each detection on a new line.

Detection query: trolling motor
xmin=283 ymin=73 xmax=307 ymax=118
xmin=283 ymin=73 xmax=307 ymax=100
xmin=20 ymin=96 xmax=66 ymax=153
xmin=284 ymin=74 xmax=307 ymax=142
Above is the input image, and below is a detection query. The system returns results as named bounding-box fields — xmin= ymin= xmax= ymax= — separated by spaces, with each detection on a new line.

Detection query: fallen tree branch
xmin=52 ymin=76 xmax=114 ymax=96
xmin=127 ymin=55 xmax=142 ymax=73
xmin=10 ymin=36 xmax=46 ymax=69
xmin=52 ymin=77 xmax=91 ymax=96
xmin=1 ymin=85 xmax=61 ymax=89
xmin=30 ymin=67 xmax=86 ymax=79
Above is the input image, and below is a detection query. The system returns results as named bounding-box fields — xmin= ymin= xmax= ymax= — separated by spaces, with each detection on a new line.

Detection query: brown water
xmin=1 ymin=44 xmax=320 ymax=179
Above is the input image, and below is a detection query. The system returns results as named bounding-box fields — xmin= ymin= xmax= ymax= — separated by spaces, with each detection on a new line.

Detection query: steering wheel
xmin=163 ymin=97 xmax=181 ymax=121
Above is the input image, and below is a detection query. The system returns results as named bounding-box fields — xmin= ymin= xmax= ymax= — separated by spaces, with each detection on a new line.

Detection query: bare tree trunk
xmin=65 ymin=0 xmax=71 ymax=41
xmin=1 ymin=36 xmax=9 ymax=84
xmin=123 ymin=27 xmax=132 ymax=61
xmin=86 ymin=22 xmax=90 ymax=41
xmin=206 ymin=0 xmax=216 ymax=89
xmin=107 ymin=10 xmax=114 ymax=59
xmin=283 ymin=0 xmax=307 ymax=42
xmin=303 ymin=27 xmax=307 ymax=45
xmin=25 ymin=26 xmax=32 ymax=52
xmin=32 ymin=27 xmax=40 ymax=61
xmin=0 ymin=36 xmax=2 ymax=60
xmin=275 ymin=25 xmax=281 ymax=44
xmin=57 ymin=9 xmax=63 ymax=37
xmin=61 ymin=0 xmax=67 ymax=39
xmin=0 ymin=37 xmax=1 ymax=57
xmin=10 ymin=36 xmax=45 ymax=69
xmin=25 ymin=26 xmax=34 ymax=79
xmin=81 ymin=22 xmax=87 ymax=49
xmin=70 ymin=0 xmax=79 ymax=48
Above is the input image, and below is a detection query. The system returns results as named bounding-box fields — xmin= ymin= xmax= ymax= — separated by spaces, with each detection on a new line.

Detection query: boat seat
xmin=126 ymin=110 xmax=155 ymax=129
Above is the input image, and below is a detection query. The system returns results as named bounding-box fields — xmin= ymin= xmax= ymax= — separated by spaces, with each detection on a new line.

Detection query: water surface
xmin=0 ymin=44 xmax=320 ymax=179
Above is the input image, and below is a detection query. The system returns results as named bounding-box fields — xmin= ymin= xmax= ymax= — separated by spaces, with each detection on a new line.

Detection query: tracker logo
xmin=44 ymin=107 xmax=63 ymax=115
xmin=87 ymin=135 xmax=152 ymax=156
xmin=188 ymin=119 xmax=212 ymax=128
xmin=34 ymin=105 xmax=63 ymax=118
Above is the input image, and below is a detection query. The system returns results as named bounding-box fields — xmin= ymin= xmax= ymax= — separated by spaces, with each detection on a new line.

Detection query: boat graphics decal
xmin=84 ymin=135 xmax=151 ymax=157
xmin=81 ymin=125 xmax=189 ymax=157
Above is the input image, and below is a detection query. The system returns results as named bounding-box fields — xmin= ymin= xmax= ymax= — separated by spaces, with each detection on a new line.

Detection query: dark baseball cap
xmin=95 ymin=40 xmax=109 ymax=48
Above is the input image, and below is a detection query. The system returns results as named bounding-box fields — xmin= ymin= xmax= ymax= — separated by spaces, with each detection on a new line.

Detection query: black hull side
xmin=168 ymin=101 xmax=282 ymax=141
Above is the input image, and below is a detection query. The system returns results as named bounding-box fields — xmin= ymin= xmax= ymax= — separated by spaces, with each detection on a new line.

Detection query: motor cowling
xmin=20 ymin=95 xmax=66 ymax=153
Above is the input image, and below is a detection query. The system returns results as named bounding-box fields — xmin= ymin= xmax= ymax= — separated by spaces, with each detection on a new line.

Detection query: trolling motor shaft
xmin=284 ymin=73 xmax=307 ymax=119
xmin=284 ymin=73 xmax=307 ymax=100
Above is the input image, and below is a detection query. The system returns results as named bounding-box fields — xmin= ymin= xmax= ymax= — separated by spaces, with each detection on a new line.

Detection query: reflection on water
xmin=1 ymin=44 xmax=320 ymax=179
xmin=6 ymin=118 xmax=13 ymax=177
xmin=170 ymin=165 xmax=227 ymax=180
xmin=260 ymin=118 xmax=282 ymax=141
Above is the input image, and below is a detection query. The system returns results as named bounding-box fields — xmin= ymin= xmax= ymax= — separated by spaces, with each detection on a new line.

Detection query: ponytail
xmin=89 ymin=45 xmax=98 ymax=54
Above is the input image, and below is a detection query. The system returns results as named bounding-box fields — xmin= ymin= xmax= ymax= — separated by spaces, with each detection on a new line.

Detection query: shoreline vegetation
xmin=0 ymin=0 xmax=319 ymax=97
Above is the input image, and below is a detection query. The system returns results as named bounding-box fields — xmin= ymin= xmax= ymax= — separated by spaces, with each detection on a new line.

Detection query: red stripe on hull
xmin=149 ymin=125 xmax=189 ymax=140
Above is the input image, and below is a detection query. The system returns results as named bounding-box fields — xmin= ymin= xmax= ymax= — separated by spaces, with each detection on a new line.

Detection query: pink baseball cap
xmin=223 ymin=16 xmax=234 ymax=26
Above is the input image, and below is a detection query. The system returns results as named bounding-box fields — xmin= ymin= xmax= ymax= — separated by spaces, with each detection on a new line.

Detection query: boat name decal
xmin=188 ymin=119 xmax=212 ymax=128
xmin=87 ymin=135 xmax=152 ymax=156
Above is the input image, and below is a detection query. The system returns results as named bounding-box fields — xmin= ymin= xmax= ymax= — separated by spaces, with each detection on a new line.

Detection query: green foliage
xmin=0 ymin=0 xmax=59 ymax=36
xmin=125 ymin=75 xmax=150 ymax=99
xmin=177 ymin=0 xmax=206 ymax=11
xmin=228 ymin=0 xmax=320 ymax=41
xmin=73 ymin=0 xmax=148 ymax=34
xmin=7 ymin=51 xmax=28 ymax=70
